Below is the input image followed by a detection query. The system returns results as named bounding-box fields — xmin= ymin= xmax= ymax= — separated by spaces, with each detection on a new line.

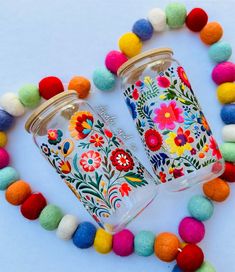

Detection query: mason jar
xmin=118 ymin=48 xmax=224 ymax=192
xmin=25 ymin=91 xmax=159 ymax=233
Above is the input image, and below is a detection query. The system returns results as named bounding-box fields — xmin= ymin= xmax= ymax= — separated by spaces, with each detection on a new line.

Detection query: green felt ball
xmin=18 ymin=84 xmax=41 ymax=108
xmin=220 ymin=143 xmax=235 ymax=162
xmin=134 ymin=230 xmax=155 ymax=256
xmin=196 ymin=261 xmax=216 ymax=272
xmin=0 ymin=167 xmax=19 ymax=190
xmin=165 ymin=2 xmax=187 ymax=29
xmin=39 ymin=204 xmax=63 ymax=231
xmin=188 ymin=195 xmax=214 ymax=221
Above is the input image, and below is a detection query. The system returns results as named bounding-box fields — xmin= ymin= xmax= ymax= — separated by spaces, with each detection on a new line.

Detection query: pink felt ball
xmin=178 ymin=217 xmax=205 ymax=244
xmin=0 ymin=148 xmax=10 ymax=169
xmin=105 ymin=50 xmax=128 ymax=74
xmin=212 ymin=61 xmax=235 ymax=85
xmin=112 ymin=229 xmax=134 ymax=256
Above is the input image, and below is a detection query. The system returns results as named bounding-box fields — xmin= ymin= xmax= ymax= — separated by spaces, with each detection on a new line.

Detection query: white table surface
xmin=0 ymin=0 xmax=234 ymax=271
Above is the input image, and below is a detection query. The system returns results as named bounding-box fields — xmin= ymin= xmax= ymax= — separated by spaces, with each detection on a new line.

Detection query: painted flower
xmin=80 ymin=150 xmax=101 ymax=172
xmin=59 ymin=160 xmax=71 ymax=174
xmin=119 ymin=183 xmax=131 ymax=197
xmin=69 ymin=111 xmax=94 ymax=140
xmin=190 ymin=148 xmax=197 ymax=155
xmin=135 ymin=80 xmax=144 ymax=87
xmin=170 ymin=167 xmax=184 ymax=179
xmin=157 ymin=76 xmax=171 ymax=88
xmin=110 ymin=148 xmax=134 ymax=172
xmin=126 ymin=97 xmax=137 ymax=120
xmin=197 ymin=112 xmax=212 ymax=136
xmin=177 ymin=66 xmax=191 ymax=89
xmin=144 ymin=76 xmax=152 ymax=84
xmin=90 ymin=133 xmax=104 ymax=147
xmin=104 ymin=129 xmax=113 ymax=138
xmin=154 ymin=101 xmax=184 ymax=130
xmin=209 ymin=136 xmax=222 ymax=160
xmin=48 ymin=129 xmax=63 ymax=145
xmin=166 ymin=127 xmax=194 ymax=156
xmin=132 ymin=88 xmax=139 ymax=100
xmin=144 ymin=129 xmax=163 ymax=151
xmin=41 ymin=143 xmax=51 ymax=156
xmin=159 ymin=171 xmax=166 ymax=183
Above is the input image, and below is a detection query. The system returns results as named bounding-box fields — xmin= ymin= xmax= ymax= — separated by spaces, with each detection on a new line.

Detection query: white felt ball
xmin=56 ymin=214 xmax=79 ymax=240
xmin=222 ymin=124 xmax=235 ymax=142
xmin=148 ymin=8 xmax=167 ymax=32
xmin=0 ymin=92 xmax=25 ymax=117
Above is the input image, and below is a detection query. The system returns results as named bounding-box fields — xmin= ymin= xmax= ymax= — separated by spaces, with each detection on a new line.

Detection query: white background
xmin=0 ymin=0 xmax=234 ymax=271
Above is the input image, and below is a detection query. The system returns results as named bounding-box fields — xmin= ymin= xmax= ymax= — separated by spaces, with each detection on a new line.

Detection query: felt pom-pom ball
xmin=18 ymin=84 xmax=41 ymax=108
xmin=39 ymin=76 xmax=64 ymax=100
xmin=0 ymin=148 xmax=10 ymax=169
xmin=172 ymin=264 xmax=182 ymax=272
xmin=134 ymin=230 xmax=155 ymax=256
xmin=0 ymin=131 xmax=7 ymax=147
xmin=132 ymin=19 xmax=154 ymax=41
xmin=105 ymin=50 xmax=128 ymax=74
xmin=94 ymin=228 xmax=113 ymax=254
xmin=177 ymin=244 xmax=204 ymax=271
xmin=56 ymin=214 xmax=79 ymax=240
xmin=72 ymin=221 xmax=96 ymax=249
xmin=220 ymin=142 xmax=235 ymax=162
xmin=221 ymin=104 xmax=235 ymax=125
xmin=200 ymin=22 xmax=223 ymax=45
xmin=21 ymin=192 xmax=47 ymax=220
xmin=186 ymin=8 xmax=208 ymax=32
xmin=217 ymin=82 xmax=235 ymax=104
xmin=212 ymin=62 xmax=235 ymax=85
xmin=39 ymin=204 xmax=63 ymax=231
xmin=0 ymin=166 xmax=19 ymax=191
xmin=68 ymin=76 xmax=91 ymax=99
xmin=196 ymin=261 xmax=216 ymax=272
xmin=165 ymin=2 xmax=187 ymax=29
xmin=203 ymin=177 xmax=230 ymax=202
xmin=0 ymin=93 xmax=25 ymax=117
xmin=118 ymin=32 xmax=142 ymax=58
xmin=92 ymin=68 xmax=115 ymax=91
xmin=222 ymin=124 xmax=235 ymax=142
xmin=209 ymin=41 xmax=232 ymax=63
xmin=5 ymin=180 xmax=31 ymax=206
xmin=148 ymin=8 xmax=167 ymax=32
xmin=113 ymin=229 xmax=134 ymax=256
xmin=188 ymin=195 xmax=214 ymax=221
xmin=0 ymin=110 xmax=14 ymax=131
xmin=220 ymin=161 xmax=235 ymax=182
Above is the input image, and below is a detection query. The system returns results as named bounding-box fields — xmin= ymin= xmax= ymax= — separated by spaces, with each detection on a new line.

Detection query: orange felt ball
xmin=200 ymin=22 xmax=223 ymax=45
xmin=68 ymin=76 xmax=91 ymax=99
xmin=154 ymin=232 xmax=180 ymax=262
xmin=203 ymin=177 xmax=230 ymax=202
xmin=5 ymin=180 xmax=31 ymax=205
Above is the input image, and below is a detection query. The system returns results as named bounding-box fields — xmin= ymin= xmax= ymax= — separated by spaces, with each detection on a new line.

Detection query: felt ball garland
xmin=0 ymin=3 xmax=234 ymax=271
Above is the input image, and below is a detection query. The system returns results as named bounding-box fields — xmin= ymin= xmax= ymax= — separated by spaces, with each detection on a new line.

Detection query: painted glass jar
xmin=118 ymin=48 xmax=224 ymax=192
xmin=25 ymin=91 xmax=158 ymax=233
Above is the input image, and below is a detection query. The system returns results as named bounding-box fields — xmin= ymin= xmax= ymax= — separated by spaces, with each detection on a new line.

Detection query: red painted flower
xmin=144 ymin=129 xmax=163 ymax=151
xmin=80 ymin=150 xmax=101 ymax=172
xmin=110 ymin=148 xmax=134 ymax=172
xmin=172 ymin=168 xmax=184 ymax=179
xmin=59 ymin=160 xmax=71 ymax=174
xmin=132 ymin=88 xmax=139 ymax=100
xmin=119 ymin=183 xmax=131 ymax=197
xmin=190 ymin=148 xmax=197 ymax=155
xmin=135 ymin=80 xmax=144 ymax=87
xmin=90 ymin=133 xmax=104 ymax=147
xmin=157 ymin=76 xmax=171 ymax=88
xmin=177 ymin=66 xmax=191 ymax=89
xmin=104 ymin=129 xmax=113 ymax=138
xmin=209 ymin=136 xmax=222 ymax=160
xmin=48 ymin=129 xmax=63 ymax=145
xmin=159 ymin=171 xmax=166 ymax=183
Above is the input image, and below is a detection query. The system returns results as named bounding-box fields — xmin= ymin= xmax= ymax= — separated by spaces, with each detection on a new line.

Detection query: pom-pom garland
xmin=185 ymin=8 xmax=208 ymax=32
xmin=39 ymin=76 xmax=64 ymax=100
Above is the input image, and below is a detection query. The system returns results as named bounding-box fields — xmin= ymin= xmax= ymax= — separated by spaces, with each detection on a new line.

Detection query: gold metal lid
xmin=25 ymin=90 xmax=78 ymax=133
xmin=117 ymin=48 xmax=173 ymax=77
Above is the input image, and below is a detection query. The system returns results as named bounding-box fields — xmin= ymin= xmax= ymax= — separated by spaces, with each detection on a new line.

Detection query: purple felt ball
xmin=178 ymin=217 xmax=205 ymax=244
xmin=105 ymin=50 xmax=128 ymax=74
xmin=0 ymin=148 xmax=10 ymax=169
xmin=212 ymin=61 xmax=235 ymax=85
xmin=112 ymin=229 xmax=134 ymax=256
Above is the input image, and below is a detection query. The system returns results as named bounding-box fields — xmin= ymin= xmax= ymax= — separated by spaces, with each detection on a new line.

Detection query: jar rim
xmin=117 ymin=47 xmax=173 ymax=77
xmin=25 ymin=90 xmax=78 ymax=133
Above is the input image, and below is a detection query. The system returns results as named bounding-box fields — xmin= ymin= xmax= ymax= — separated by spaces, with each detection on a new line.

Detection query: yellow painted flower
xmin=144 ymin=76 xmax=152 ymax=84
xmin=100 ymin=180 xmax=106 ymax=187
xmin=159 ymin=94 xmax=166 ymax=100
xmin=203 ymin=144 xmax=209 ymax=152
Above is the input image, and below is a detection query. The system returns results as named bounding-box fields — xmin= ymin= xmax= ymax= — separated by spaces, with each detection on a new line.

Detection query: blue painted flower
xmin=126 ymin=98 xmax=137 ymax=120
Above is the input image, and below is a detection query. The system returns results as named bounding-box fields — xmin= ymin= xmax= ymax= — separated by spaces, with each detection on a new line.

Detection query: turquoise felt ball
xmin=165 ymin=2 xmax=187 ymax=29
xmin=0 ymin=166 xmax=19 ymax=190
xmin=209 ymin=41 xmax=232 ymax=63
xmin=92 ymin=68 xmax=116 ymax=91
xmin=18 ymin=84 xmax=41 ymax=108
xmin=39 ymin=204 xmax=63 ymax=231
xmin=134 ymin=230 xmax=155 ymax=256
xmin=188 ymin=195 xmax=214 ymax=221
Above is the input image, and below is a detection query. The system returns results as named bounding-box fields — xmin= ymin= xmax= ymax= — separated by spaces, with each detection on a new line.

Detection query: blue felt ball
xmin=132 ymin=18 xmax=154 ymax=41
xmin=134 ymin=230 xmax=155 ymax=256
xmin=209 ymin=41 xmax=232 ymax=63
xmin=72 ymin=221 xmax=96 ymax=249
xmin=188 ymin=195 xmax=214 ymax=221
xmin=0 ymin=109 xmax=14 ymax=131
xmin=172 ymin=264 xmax=182 ymax=272
xmin=221 ymin=104 xmax=235 ymax=124
xmin=92 ymin=68 xmax=116 ymax=91
xmin=0 ymin=166 xmax=19 ymax=190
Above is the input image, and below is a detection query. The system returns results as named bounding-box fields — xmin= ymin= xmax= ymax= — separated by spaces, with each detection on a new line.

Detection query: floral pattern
xmin=124 ymin=65 xmax=222 ymax=183
xmin=80 ymin=150 xmax=101 ymax=172
xmin=48 ymin=129 xmax=63 ymax=145
xmin=110 ymin=148 xmax=134 ymax=172
xmin=69 ymin=111 xmax=93 ymax=139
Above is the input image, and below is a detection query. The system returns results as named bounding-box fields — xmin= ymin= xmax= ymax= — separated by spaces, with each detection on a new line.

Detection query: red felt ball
xmin=220 ymin=162 xmax=235 ymax=182
xmin=186 ymin=8 xmax=208 ymax=32
xmin=21 ymin=192 xmax=47 ymax=220
xmin=177 ymin=244 xmax=204 ymax=271
xmin=39 ymin=76 xmax=64 ymax=100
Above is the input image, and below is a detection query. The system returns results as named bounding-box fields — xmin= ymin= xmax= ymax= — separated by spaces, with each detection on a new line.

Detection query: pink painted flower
xmin=80 ymin=150 xmax=101 ymax=172
xmin=154 ymin=101 xmax=184 ymax=130
xmin=157 ymin=76 xmax=171 ymax=88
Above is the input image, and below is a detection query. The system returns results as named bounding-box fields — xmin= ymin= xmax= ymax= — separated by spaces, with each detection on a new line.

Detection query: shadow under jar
xmin=25 ymin=91 xmax=158 ymax=233
xmin=118 ymin=48 xmax=224 ymax=192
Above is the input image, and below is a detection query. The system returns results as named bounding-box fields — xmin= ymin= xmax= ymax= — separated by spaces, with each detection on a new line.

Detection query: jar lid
xmin=25 ymin=90 xmax=78 ymax=133
xmin=117 ymin=48 xmax=173 ymax=77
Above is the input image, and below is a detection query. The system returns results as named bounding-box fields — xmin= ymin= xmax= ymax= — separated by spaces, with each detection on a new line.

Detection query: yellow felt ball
xmin=0 ymin=131 xmax=7 ymax=147
xmin=93 ymin=228 xmax=112 ymax=254
xmin=118 ymin=32 xmax=142 ymax=58
xmin=217 ymin=82 xmax=235 ymax=104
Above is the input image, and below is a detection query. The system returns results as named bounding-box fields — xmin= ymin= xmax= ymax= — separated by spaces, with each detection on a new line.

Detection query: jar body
xmin=120 ymin=50 xmax=224 ymax=191
xmin=28 ymin=93 xmax=158 ymax=233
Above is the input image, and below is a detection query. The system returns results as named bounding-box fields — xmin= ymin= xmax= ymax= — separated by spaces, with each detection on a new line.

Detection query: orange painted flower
xmin=159 ymin=171 xmax=166 ymax=183
xmin=90 ymin=133 xmax=104 ymax=147
xmin=59 ymin=160 xmax=71 ymax=174
xmin=119 ymin=183 xmax=131 ymax=197
xmin=80 ymin=150 xmax=101 ymax=172
xmin=177 ymin=66 xmax=191 ymax=89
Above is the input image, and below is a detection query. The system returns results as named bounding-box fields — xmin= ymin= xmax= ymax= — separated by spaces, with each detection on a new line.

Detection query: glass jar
xmin=118 ymin=48 xmax=224 ymax=192
xmin=25 ymin=91 xmax=158 ymax=233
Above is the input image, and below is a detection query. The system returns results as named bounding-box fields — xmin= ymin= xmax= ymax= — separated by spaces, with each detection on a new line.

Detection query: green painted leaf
xmin=123 ymin=172 xmax=148 ymax=188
